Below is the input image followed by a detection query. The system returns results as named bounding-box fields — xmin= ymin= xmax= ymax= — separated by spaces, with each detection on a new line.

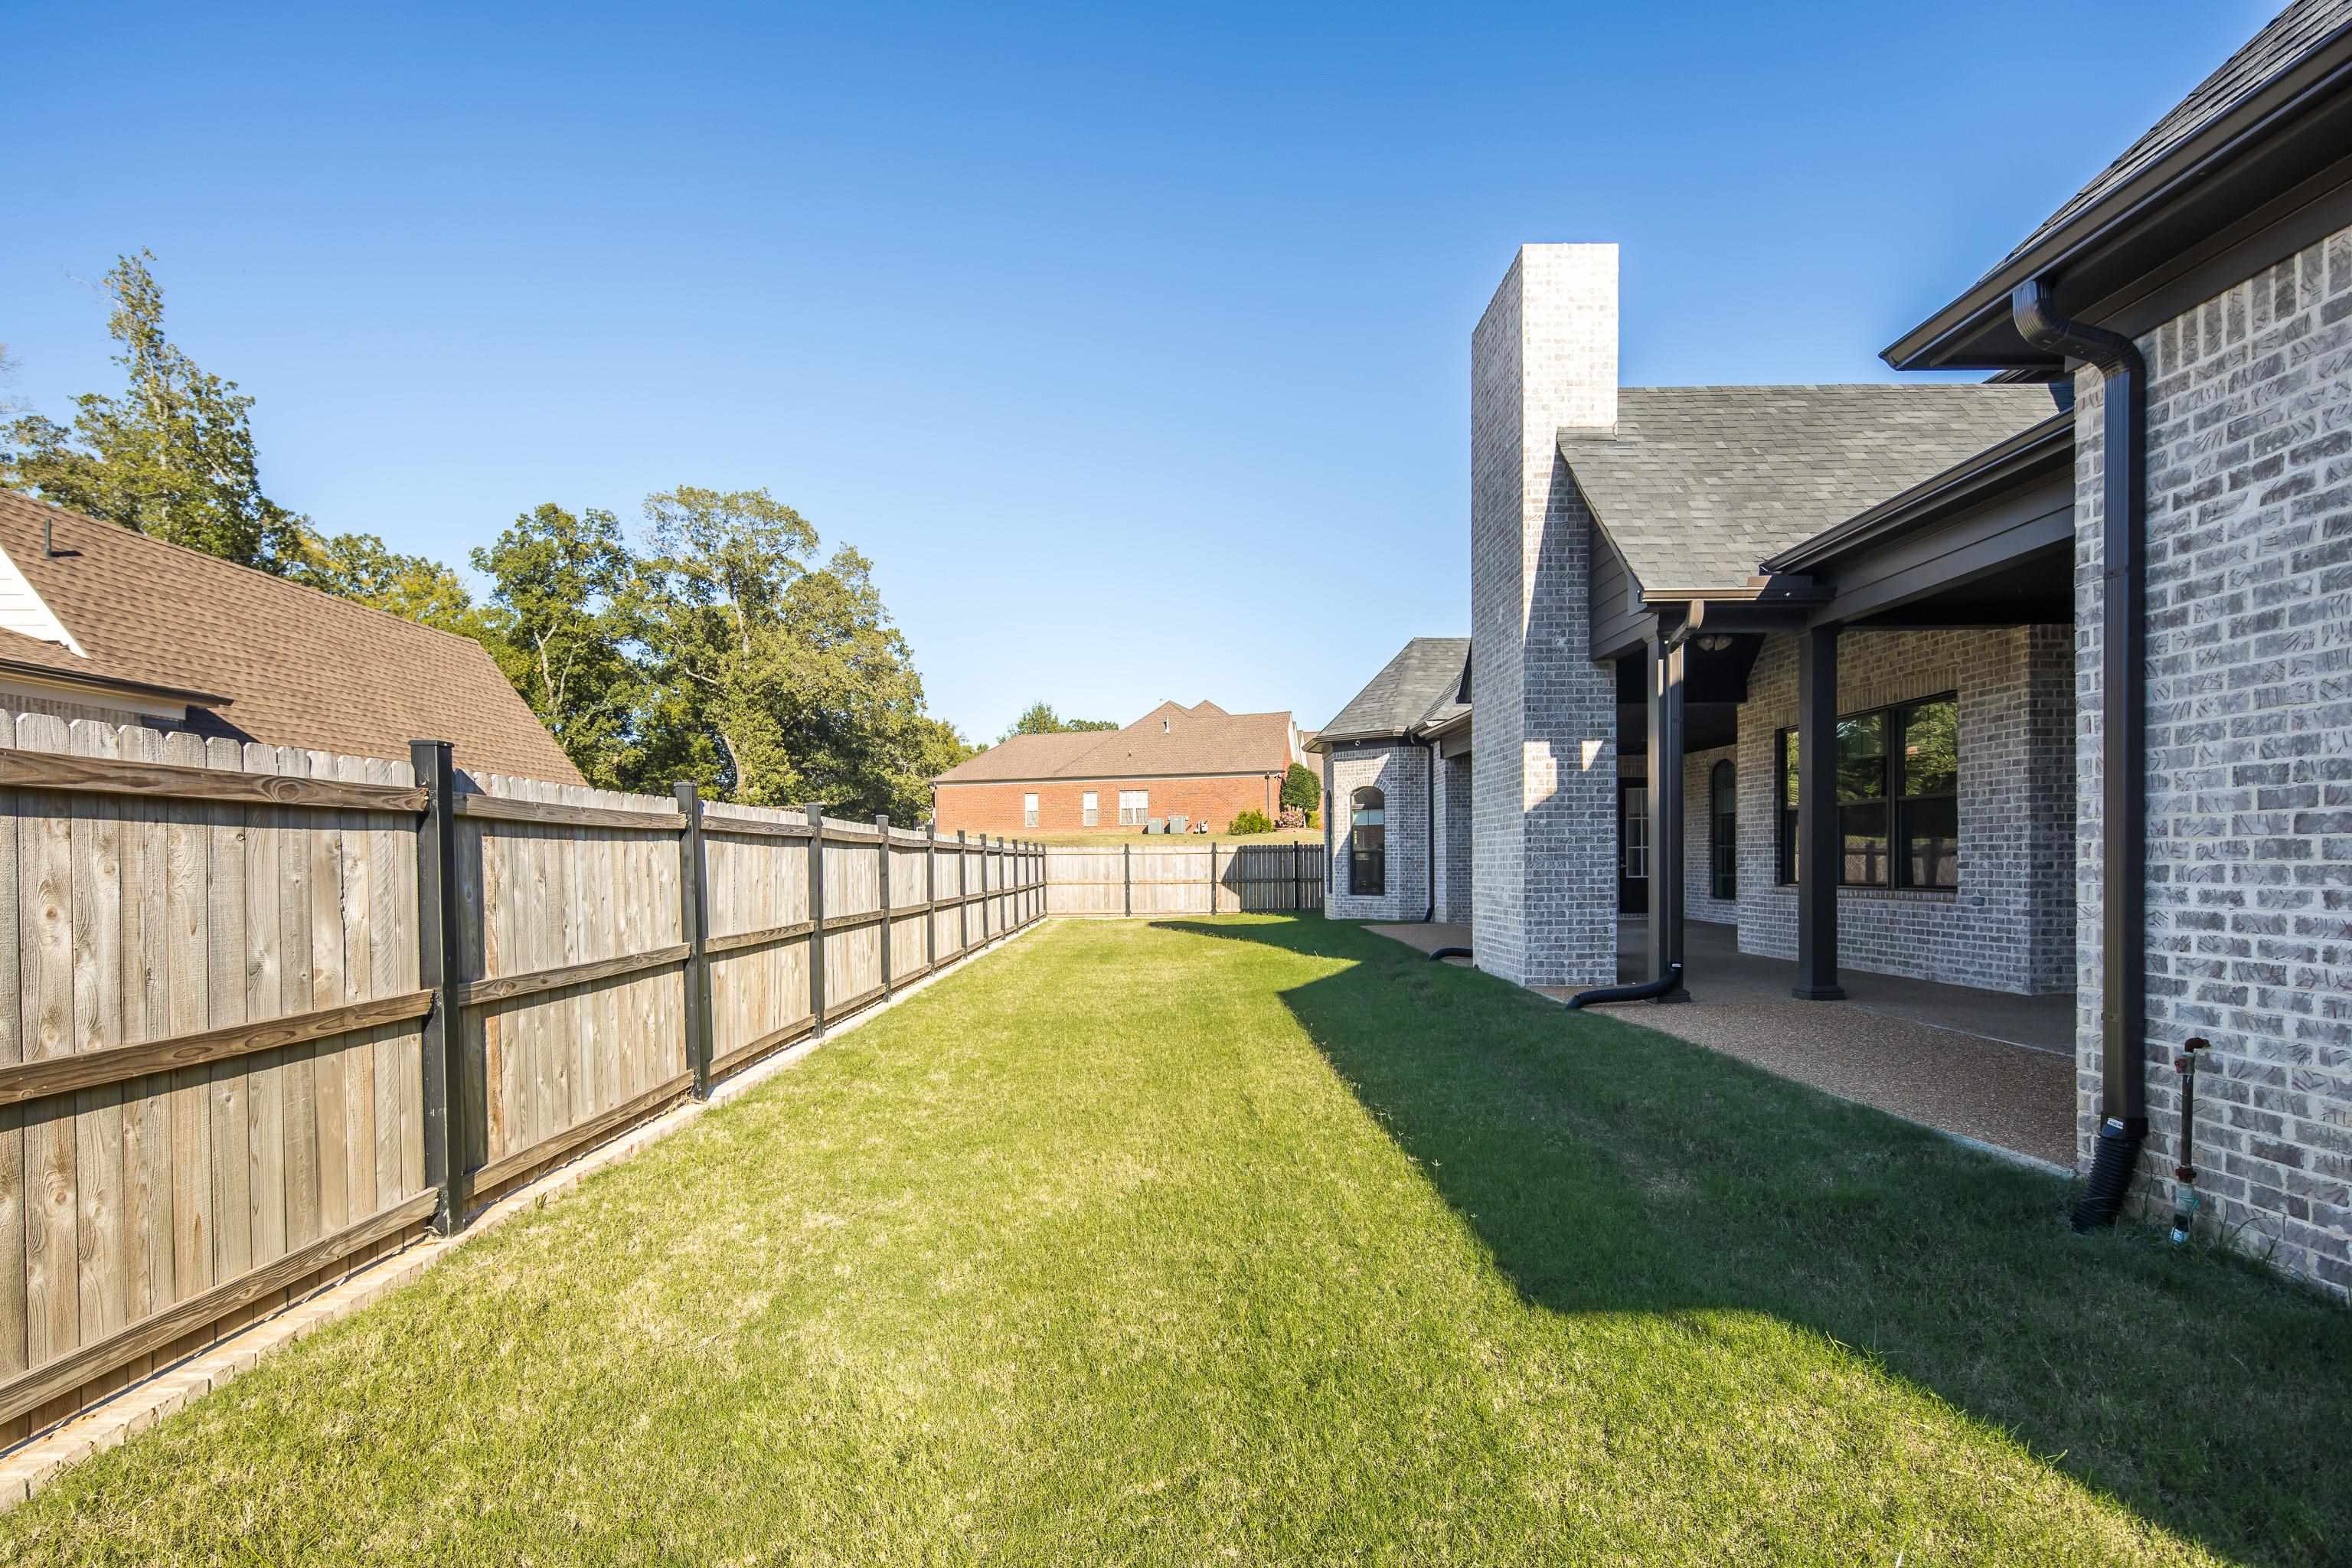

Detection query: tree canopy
xmin=1001 ymin=702 xmax=1120 ymax=742
xmin=2 ymin=253 xmax=973 ymax=819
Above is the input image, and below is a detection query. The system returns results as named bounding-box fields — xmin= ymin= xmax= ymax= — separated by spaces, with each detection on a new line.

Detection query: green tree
xmin=1000 ymin=701 xmax=1119 ymax=742
xmin=2 ymin=251 xmax=308 ymax=571
xmin=287 ymin=530 xmax=492 ymax=639
xmin=1280 ymin=762 xmax=1320 ymax=815
xmin=633 ymin=486 xmax=969 ymax=817
xmin=470 ymin=503 xmax=642 ymax=787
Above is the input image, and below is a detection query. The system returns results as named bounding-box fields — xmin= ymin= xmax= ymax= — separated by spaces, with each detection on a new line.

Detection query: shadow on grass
xmin=1156 ymin=916 xmax=2348 ymax=1568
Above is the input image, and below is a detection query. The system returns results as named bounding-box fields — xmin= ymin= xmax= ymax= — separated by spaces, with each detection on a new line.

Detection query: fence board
xmin=1043 ymin=843 xmax=1325 ymax=916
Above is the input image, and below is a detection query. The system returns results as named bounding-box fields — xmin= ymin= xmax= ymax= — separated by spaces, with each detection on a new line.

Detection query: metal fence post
xmin=876 ymin=814 xmax=894 ymax=998
xmin=674 ymin=782 xmax=712 ymax=1099
xmin=410 ymin=740 xmax=468 ymax=1235
xmin=1208 ymin=840 xmax=1217 ymax=916
xmin=805 ymin=802 xmax=828 ymax=1037
xmin=1123 ymin=841 xmax=1132 ymax=917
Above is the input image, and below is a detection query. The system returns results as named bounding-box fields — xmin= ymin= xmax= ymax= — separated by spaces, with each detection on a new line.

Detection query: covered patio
xmin=1367 ymin=918 xmax=2073 ymax=1166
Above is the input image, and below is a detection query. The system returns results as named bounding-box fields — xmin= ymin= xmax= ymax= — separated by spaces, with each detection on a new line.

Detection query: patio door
xmin=1618 ymin=779 xmax=1648 ymax=915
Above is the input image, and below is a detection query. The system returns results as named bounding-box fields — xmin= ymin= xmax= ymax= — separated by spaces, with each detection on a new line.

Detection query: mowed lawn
xmin=5 ymin=919 xmax=2345 ymax=1566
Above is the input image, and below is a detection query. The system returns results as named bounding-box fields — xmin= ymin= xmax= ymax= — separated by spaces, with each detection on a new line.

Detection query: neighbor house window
xmin=1774 ymin=693 xmax=1958 ymax=890
xmin=1081 ymin=790 xmax=1099 ymax=827
xmin=1119 ymin=789 xmax=1148 ymax=826
xmin=1350 ymin=786 xmax=1386 ymax=897
xmin=1023 ymin=792 xmax=1039 ymax=829
xmin=1710 ymin=759 xmax=1736 ymax=902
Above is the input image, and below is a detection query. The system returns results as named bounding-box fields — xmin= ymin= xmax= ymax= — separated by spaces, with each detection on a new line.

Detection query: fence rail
xmin=0 ymin=714 xmax=1044 ymax=1446
xmin=1042 ymin=841 xmax=1325 ymax=916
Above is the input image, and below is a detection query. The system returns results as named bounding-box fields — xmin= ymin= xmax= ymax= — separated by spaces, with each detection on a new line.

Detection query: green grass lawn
xmin=7 ymin=916 xmax=2344 ymax=1566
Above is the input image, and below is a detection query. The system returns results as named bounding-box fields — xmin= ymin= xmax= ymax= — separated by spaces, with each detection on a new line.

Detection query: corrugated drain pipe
xmin=2012 ymin=277 xmax=2148 ymax=1231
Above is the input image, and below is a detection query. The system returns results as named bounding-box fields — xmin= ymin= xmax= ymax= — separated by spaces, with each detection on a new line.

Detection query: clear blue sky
xmin=3 ymin=1 xmax=2269 ymax=743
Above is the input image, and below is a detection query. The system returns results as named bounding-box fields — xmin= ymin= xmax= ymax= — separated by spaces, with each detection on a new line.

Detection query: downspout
xmin=1426 ymin=740 xmax=1439 ymax=922
xmin=2012 ymin=277 xmax=2147 ymax=1232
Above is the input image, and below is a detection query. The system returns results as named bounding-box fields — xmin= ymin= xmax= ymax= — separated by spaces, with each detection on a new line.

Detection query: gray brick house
xmin=1314 ymin=0 xmax=2352 ymax=1292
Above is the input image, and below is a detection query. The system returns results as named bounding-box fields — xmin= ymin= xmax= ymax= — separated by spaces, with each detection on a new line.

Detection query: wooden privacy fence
xmin=1043 ymin=841 xmax=1325 ymax=916
xmin=0 ymin=714 xmax=1043 ymax=1446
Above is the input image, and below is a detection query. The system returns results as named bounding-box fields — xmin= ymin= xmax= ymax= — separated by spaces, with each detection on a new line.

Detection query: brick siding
xmin=1326 ymin=744 xmax=1432 ymax=921
xmin=933 ymin=773 xmax=1280 ymax=837
xmin=1734 ymin=626 xmax=2076 ymax=996
xmin=1470 ymin=246 xmax=1621 ymax=987
xmin=2073 ymin=222 xmax=2352 ymax=1293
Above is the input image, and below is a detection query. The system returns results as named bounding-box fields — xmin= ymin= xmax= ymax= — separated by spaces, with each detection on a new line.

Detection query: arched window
xmin=1350 ymin=786 xmax=1387 ymax=897
xmin=1710 ymin=760 xmax=1737 ymax=902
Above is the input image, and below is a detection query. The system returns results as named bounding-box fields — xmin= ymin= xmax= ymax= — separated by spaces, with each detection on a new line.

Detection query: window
xmin=1622 ymin=786 xmax=1648 ymax=881
xmin=1349 ymin=786 xmax=1386 ymax=896
xmin=1776 ymin=732 xmax=1798 ymax=884
xmin=1775 ymin=693 xmax=1958 ymax=890
xmin=1710 ymin=760 xmax=1736 ymax=902
xmin=1023 ymin=792 xmax=1039 ymax=829
xmin=1118 ymin=789 xmax=1148 ymax=826
xmin=1081 ymin=790 xmax=1099 ymax=828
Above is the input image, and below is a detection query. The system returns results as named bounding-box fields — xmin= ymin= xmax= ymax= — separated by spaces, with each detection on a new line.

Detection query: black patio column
xmin=1645 ymin=631 xmax=1690 ymax=1001
xmin=1792 ymin=622 xmax=1846 ymax=1000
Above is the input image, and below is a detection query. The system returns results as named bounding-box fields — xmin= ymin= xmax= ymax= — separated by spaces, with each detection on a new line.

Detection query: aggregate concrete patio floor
xmin=1365 ymin=918 xmax=2076 ymax=1168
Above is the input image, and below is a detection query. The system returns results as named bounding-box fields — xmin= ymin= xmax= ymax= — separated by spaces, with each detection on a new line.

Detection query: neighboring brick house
xmin=1315 ymin=2 xmax=2352 ymax=1289
xmin=0 ymin=492 xmax=580 ymax=781
xmin=930 ymin=701 xmax=1305 ymax=836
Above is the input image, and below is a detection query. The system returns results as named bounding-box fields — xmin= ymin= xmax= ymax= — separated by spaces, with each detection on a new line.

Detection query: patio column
xmin=1645 ymin=632 xmax=1689 ymax=1000
xmin=1792 ymin=622 xmax=1846 ymax=1000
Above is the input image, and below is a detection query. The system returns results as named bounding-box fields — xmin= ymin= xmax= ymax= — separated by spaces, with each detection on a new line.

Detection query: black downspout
xmin=2013 ymin=277 xmax=2148 ymax=1231
xmin=1426 ymin=740 xmax=1439 ymax=923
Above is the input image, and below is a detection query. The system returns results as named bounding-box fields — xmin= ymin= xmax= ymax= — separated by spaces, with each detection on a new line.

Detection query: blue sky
xmin=4 ymin=1 xmax=2271 ymax=743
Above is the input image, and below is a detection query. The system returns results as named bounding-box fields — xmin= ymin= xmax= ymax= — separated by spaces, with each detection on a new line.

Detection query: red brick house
xmin=931 ymin=701 xmax=1306 ymax=835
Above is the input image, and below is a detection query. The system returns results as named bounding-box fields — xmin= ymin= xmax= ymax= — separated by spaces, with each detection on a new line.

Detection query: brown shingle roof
xmin=0 ymin=493 xmax=581 ymax=782
xmin=933 ymin=700 xmax=1295 ymax=785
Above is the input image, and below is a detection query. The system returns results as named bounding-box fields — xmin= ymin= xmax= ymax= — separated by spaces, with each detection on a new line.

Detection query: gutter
xmin=2012 ymin=277 xmax=2148 ymax=1231
xmin=1884 ymin=24 xmax=2352 ymax=370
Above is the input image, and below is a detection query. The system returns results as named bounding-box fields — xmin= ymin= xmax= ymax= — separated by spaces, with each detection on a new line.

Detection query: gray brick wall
xmin=2073 ymin=222 xmax=2352 ymax=1294
xmin=1439 ymin=752 xmax=1474 ymax=923
xmin=1734 ymin=626 xmax=2076 ymax=995
xmin=1685 ymin=743 xmax=1740 ymax=927
xmin=1469 ymin=244 xmax=1621 ymax=988
xmin=1326 ymin=744 xmax=1431 ymax=922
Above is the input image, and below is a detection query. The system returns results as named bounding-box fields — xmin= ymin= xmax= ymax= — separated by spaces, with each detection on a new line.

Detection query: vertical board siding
xmin=0 ymin=714 xmax=432 ymax=1442
xmin=1043 ymin=845 xmax=1326 ymax=916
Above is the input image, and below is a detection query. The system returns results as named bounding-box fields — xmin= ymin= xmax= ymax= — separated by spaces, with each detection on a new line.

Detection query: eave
xmin=1883 ymin=20 xmax=2352 ymax=371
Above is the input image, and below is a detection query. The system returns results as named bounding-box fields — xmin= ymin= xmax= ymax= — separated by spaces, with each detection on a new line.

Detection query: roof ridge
xmin=0 ymin=492 xmax=495 ymax=655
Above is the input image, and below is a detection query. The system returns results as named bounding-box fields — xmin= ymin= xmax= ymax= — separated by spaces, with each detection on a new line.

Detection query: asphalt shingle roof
xmin=1320 ymin=638 xmax=1470 ymax=743
xmin=0 ymin=493 xmax=582 ymax=781
xmin=934 ymin=701 xmax=1295 ymax=783
xmin=1559 ymin=385 xmax=2061 ymax=595
xmin=1989 ymin=0 xmax=2352 ymax=280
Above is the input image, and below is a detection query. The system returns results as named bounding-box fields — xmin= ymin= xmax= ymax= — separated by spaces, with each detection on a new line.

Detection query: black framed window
xmin=1710 ymin=759 xmax=1736 ymax=902
xmin=1774 ymin=693 xmax=1958 ymax=890
xmin=1775 ymin=732 xmax=1798 ymax=885
xmin=1350 ymin=786 xmax=1386 ymax=897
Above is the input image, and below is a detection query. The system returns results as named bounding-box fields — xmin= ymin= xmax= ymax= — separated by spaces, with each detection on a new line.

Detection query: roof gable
xmin=1559 ymin=385 xmax=2060 ymax=595
xmin=0 ymin=493 xmax=581 ymax=782
xmin=933 ymin=701 xmax=1295 ymax=784
xmin=1320 ymin=637 xmax=1471 ymax=743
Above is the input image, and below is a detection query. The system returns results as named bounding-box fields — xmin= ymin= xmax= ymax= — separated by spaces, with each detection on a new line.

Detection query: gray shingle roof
xmin=1319 ymin=638 xmax=1470 ymax=743
xmin=1559 ymin=385 xmax=2062 ymax=595
xmin=1989 ymin=0 xmax=2352 ymax=281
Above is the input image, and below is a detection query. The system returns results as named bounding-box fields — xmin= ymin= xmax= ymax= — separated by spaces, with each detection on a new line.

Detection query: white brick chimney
xmin=1469 ymin=244 xmax=1621 ymax=988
